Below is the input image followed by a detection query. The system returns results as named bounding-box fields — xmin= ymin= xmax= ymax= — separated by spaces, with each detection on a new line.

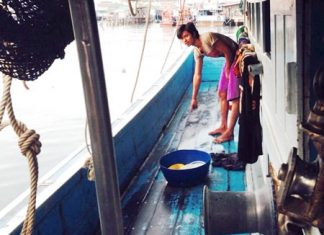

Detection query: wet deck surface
xmin=121 ymin=58 xmax=246 ymax=235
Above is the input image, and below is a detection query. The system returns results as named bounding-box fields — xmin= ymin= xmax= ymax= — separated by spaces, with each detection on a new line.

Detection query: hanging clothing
xmin=237 ymin=52 xmax=263 ymax=164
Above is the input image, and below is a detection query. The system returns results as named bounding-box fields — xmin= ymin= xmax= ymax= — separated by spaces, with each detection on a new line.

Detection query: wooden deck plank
xmin=229 ymin=171 xmax=246 ymax=192
xmin=178 ymin=81 xmax=219 ymax=151
xmin=175 ymin=186 xmax=205 ymax=235
xmin=126 ymin=174 xmax=169 ymax=235
xmin=207 ymin=167 xmax=229 ymax=192
xmin=141 ymin=186 xmax=185 ymax=235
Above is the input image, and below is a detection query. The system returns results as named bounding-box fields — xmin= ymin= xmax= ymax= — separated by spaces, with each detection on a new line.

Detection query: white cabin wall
xmin=245 ymin=0 xmax=299 ymax=171
xmin=271 ymin=1 xmax=298 ymax=168
xmin=283 ymin=9 xmax=299 ymax=151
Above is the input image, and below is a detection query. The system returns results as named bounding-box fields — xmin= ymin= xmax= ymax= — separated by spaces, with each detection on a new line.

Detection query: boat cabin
xmin=0 ymin=0 xmax=323 ymax=234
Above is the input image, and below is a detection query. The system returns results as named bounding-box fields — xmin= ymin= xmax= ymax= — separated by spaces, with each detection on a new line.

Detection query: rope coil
xmin=0 ymin=75 xmax=41 ymax=235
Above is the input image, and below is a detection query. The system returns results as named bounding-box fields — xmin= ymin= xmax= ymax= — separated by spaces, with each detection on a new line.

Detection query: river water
xmin=0 ymin=23 xmax=237 ymax=210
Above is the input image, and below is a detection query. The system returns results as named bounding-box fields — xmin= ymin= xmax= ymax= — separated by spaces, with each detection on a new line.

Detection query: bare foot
xmin=208 ymin=127 xmax=226 ymax=136
xmin=213 ymin=132 xmax=234 ymax=144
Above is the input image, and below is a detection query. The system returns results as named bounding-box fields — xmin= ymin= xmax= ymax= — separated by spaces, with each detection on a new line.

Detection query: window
xmin=246 ymin=0 xmax=271 ymax=55
xmin=256 ymin=3 xmax=261 ymax=42
xmin=262 ymin=0 xmax=271 ymax=54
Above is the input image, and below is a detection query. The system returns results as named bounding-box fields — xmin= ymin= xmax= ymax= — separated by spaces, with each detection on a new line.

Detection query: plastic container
xmin=160 ymin=149 xmax=211 ymax=187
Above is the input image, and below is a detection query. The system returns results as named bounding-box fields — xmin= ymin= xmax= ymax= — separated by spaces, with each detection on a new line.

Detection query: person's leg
xmin=213 ymin=99 xmax=239 ymax=143
xmin=227 ymin=99 xmax=239 ymax=134
xmin=209 ymin=64 xmax=229 ymax=135
xmin=214 ymin=64 xmax=240 ymax=143
xmin=209 ymin=91 xmax=228 ymax=135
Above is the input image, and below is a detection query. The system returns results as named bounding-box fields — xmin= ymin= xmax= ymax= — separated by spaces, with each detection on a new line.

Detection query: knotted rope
xmin=0 ymin=75 xmax=41 ymax=235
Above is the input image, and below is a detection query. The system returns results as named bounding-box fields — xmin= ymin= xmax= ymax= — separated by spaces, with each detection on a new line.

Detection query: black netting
xmin=0 ymin=0 xmax=74 ymax=81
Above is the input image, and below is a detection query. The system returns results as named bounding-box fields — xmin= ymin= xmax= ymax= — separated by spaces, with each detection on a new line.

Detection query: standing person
xmin=176 ymin=22 xmax=239 ymax=143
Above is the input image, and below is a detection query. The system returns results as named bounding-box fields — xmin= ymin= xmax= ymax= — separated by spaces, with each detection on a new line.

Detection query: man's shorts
xmin=217 ymin=63 xmax=240 ymax=101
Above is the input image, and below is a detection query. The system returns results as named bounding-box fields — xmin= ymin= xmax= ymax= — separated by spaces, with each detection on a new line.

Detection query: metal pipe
xmin=203 ymin=179 xmax=277 ymax=235
xmin=67 ymin=1 xmax=123 ymax=234
xmin=203 ymin=188 xmax=258 ymax=234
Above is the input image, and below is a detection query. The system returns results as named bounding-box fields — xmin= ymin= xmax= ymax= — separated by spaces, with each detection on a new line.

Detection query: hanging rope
xmin=130 ymin=0 xmax=152 ymax=102
xmin=0 ymin=75 xmax=41 ymax=235
xmin=160 ymin=0 xmax=187 ymax=73
xmin=127 ymin=0 xmax=138 ymax=16
xmin=160 ymin=32 xmax=177 ymax=74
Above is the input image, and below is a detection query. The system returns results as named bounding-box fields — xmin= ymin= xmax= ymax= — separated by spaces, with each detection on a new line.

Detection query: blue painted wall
xmin=201 ymin=57 xmax=225 ymax=82
xmin=11 ymin=169 xmax=99 ymax=235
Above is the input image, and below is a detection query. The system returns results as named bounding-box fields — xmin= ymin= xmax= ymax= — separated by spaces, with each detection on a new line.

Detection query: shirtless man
xmin=177 ymin=22 xmax=239 ymax=143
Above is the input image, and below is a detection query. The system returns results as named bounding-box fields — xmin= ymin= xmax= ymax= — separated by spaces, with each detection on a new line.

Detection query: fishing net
xmin=0 ymin=0 xmax=74 ymax=81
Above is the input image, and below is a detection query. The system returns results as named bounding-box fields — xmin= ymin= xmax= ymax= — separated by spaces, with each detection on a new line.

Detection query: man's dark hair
xmin=177 ymin=22 xmax=199 ymax=40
